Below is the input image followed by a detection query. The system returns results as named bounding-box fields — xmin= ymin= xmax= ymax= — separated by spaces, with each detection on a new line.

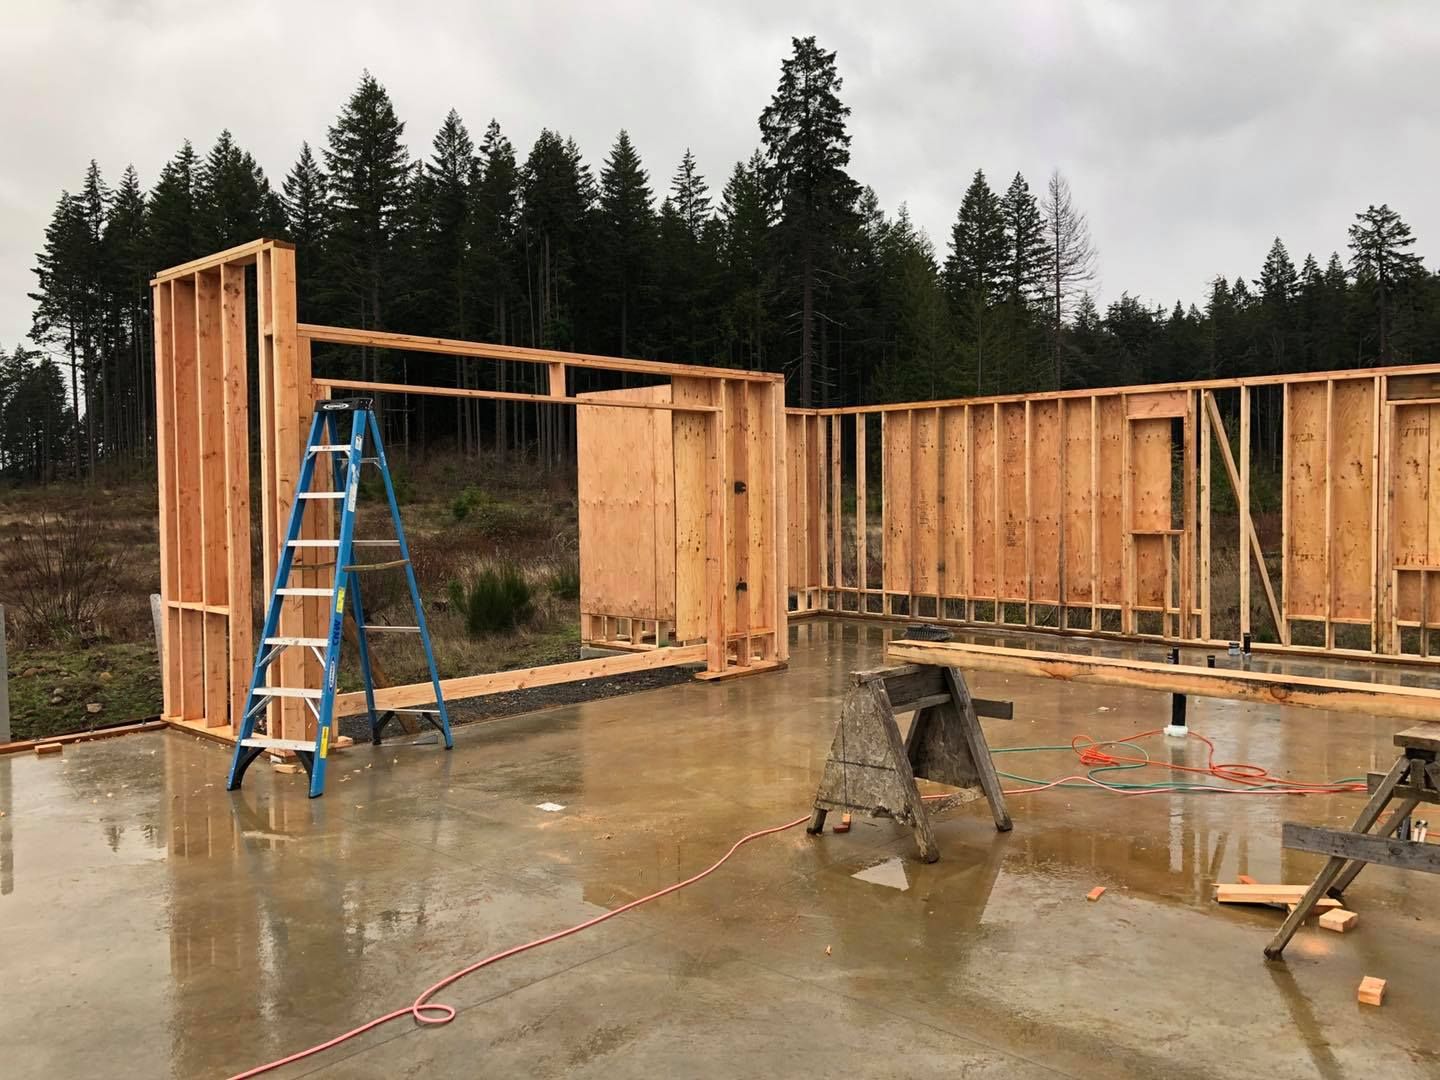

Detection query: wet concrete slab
xmin=2 ymin=618 xmax=1439 ymax=1078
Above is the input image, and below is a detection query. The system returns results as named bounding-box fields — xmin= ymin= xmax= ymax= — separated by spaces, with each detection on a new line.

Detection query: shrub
xmin=2 ymin=509 xmax=119 ymax=644
xmin=361 ymin=462 xmax=411 ymax=506
xmin=547 ymin=557 xmax=581 ymax=601
xmin=451 ymin=485 xmax=489 ymax=522
xmin=448 ymin=563 xmax=534 ymax=636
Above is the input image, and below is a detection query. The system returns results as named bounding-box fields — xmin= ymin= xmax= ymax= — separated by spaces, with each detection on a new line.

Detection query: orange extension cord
xmin=226 ymin=728 xmax=1359 ymax=1078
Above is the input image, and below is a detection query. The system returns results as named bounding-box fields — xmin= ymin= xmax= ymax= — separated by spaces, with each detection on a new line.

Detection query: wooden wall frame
xmin=152 ymin=239 xmax=787 ymax=743
xmin=785 ymin=365 xmax=1440 ymax=667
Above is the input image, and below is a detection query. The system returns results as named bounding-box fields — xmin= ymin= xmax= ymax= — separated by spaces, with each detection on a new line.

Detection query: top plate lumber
xmin=812 ymin=359 xmax=1440 ymax=415
xmin=301 ymin=323 xmax=781 ymax=383
xmin=887 ymin=638 xmax=1440 ymax=722
xmin=150 ymin=237 xmax=287 ymax=283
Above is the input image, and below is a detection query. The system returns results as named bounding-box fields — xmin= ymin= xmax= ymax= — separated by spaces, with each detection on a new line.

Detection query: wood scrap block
xmin=1357 ymin=976 xmax=1385 ymax=1006
xmin=333 ymin=734 xmax=355 ymax=749
xmin=272 ymin=762 xmax=303 ymax=775
xmin=1237 ymin=874 xmax=1258 ymax=885
xmin=1086 ymin=886 xmax=1106 ymax=902
xmin=1285 ymin=900 xmax=1344 ymax=917
xmin=34 ymin=742 xmax=63 ymax=756
xmin=1319 ymin=909 xmax=1358 ymax=933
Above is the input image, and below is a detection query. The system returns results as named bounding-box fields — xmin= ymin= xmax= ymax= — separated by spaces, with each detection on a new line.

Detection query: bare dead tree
xmin=1041 ymin=169 xmax=1097 ymax=387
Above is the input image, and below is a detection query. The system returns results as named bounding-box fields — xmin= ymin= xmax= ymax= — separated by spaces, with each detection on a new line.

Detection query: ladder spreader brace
xmin=227 ymin=398 xmax=453 ymax=798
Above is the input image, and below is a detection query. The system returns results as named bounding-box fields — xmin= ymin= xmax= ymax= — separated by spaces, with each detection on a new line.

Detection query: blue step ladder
xmin=227 ymin=398 xmax=453 ymax=798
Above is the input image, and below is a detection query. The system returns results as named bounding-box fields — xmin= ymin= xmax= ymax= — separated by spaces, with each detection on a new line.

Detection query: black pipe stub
xmin=900 ymin=624 xmax=953 ymax=642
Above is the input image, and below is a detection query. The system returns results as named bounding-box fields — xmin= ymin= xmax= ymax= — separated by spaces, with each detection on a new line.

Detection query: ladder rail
xmin=227 ymin=409 xmax=329 ymax=792
xmin=366 ymin=409 xmax=455 ymax=749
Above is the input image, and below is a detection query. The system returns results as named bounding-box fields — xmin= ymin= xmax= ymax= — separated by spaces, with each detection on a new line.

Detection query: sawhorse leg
xmin=1265 ymin=754 xmax=1410 ymax=959
xmin=944 ymin=667 xmax=1013 ymax=832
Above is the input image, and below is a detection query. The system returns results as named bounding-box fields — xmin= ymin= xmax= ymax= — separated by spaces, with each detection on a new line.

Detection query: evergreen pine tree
xmin=719 ymin=151 xmax=774 ymax=370
xmin=324 ymin=71 xmax=412 ymax=356
xmin=1255 ymin=237 xmax=1298 ymax=371
xmin=101 ymin=165 xmax=150 ymax=459
xmin=671 ymin=149 xmax=711 ymax=239
xmin=596 ymin=130 xmax=655 ymax=356
xmin=1000 ymin=172 xmax=1048 ymax=303
xmin=196 ymin=130 xmax=283 ymax=251
xmin=471 ymin=119 xmax=520 ymax=344
xmin=943 ymin=169 xmax=1006 ymax=392
xmin=418 ymin=109 xmax=478 ymax=339
xmin=1348 ymin=203 xmax=1424 ymax=360
xmin=759 ymin=35 xmax=859 ymax=405
xmin=520 ymin=130 xmax=594 ymax=350
xmin=147 ymin=141 xmax=200 ymax=271
xmin=28 ymin=189 xmax=94 ymax=476
xmin=283 ymin=142 xmax=330 ymax=251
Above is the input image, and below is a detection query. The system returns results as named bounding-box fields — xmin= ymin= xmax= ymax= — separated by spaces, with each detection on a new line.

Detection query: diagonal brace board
xmin=1202 ymin=391 xmax=1285 ymax=642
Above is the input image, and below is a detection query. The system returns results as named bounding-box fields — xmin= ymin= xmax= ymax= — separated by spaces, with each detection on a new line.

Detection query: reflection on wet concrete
xmin=0 ymin=617 xmax=1437 ymax=1078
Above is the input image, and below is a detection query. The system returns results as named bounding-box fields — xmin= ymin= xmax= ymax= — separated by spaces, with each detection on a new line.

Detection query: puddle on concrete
xmin=852 ymin=857 xmax=910 ymax=891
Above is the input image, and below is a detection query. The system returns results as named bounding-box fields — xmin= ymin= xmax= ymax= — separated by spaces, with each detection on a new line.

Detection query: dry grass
xmin=0 ymin=449 xmax=584 ymax=734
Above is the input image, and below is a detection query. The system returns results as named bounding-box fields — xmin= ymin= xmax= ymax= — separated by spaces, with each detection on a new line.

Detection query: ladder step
xmin=255 ymin=686 xmax=323 ymax=699
xmin=277 ymin=587 xmax=333 ymax=596
xmin=344 ymin=559 xmax=410 ymax=573
xmin=298 ymin=491 xmax=344 ymax=500
xmin=264 ymin=636 xmax=329 ymax=647
xmin=241 ymin=737 xmax=319 ymax=752
xmin=364 ymin=625 xmax=420 ymax=632
xmin=309 ymin=444 xmax=353 ymax=453
xmin=289 ymin=539 xmax=341 ymax=548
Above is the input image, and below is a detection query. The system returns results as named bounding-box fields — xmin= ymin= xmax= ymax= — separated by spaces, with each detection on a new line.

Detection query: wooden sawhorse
xmin=807 ymin=664 xmax=1013 ymax=862
xmin=1266 ymin=721 xmax=1440 ymax=959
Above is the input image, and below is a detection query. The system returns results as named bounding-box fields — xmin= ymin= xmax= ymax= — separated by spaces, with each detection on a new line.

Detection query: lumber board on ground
xmin=1214 ymin=883 xmax=1342 ymax=907
xmin=886 ymin=639 xmax=1440 ymax=721
xmin=334 ymin=644 xmax=707 ymax=717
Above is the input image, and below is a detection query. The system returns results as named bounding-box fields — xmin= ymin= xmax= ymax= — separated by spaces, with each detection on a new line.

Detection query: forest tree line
xmin=5 ymin=36 xmax=1438 ymax=482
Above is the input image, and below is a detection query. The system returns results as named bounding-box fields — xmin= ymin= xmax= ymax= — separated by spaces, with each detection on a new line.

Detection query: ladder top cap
xmin=317 ymin=397 xmax=374 ymax=413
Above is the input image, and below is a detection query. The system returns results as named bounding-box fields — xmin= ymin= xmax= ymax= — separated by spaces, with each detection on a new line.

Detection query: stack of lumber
xmin=1213 ymin=882 xmax=1358 ymax=932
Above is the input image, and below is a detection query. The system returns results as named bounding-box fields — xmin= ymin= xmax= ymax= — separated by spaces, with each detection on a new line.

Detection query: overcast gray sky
xmin=2 ymin=1 xmax=1436 ymax=351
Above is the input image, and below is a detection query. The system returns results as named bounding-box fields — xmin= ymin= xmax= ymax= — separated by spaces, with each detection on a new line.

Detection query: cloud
xmin=1 ymin=0 xmax=1436 ymax=346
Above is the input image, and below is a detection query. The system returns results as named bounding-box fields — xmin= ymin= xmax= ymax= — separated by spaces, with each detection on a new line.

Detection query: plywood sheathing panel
xmin=577 ymin=385 xmax=675 ymax=623
xmin=747 ymin=381 xmax=776 ymax=647
xmin=940 ymin=407 xmax=967 ymax=599
xmin=1130 ymin=417 xmax=1171 ymax=609
xmin=1062 ymin=398 xmax=1094 ymax=604
xmin=883 ymin=411 xmax=912 ymax=595
xmin=1391 ymin=401 xmax=1434 ymax=624
xmin=1285 ymin=380 xmax=1328 ymax=619
xmin=1030 ymin=400 xmax=1062 ymax=605
xmin=1000 ymin=403 xmax=1027 ymax=603
xmin=1330 ymin=378 xmax=1376 ymax=621
xmin=912 ymin=410 xmax=940 ymax=597
xmin=970 ymin=405 xmax=997 ymax=598
xmin=1097 ymin=397 xmax=1125 ymax=605
xmin=673 ymin=378 xmax=713 ymax=639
